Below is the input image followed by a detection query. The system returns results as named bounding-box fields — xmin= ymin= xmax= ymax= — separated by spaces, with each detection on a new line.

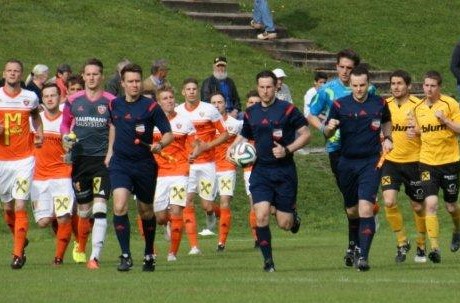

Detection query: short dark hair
xmin=424 ymin=70 xmax=442 ymax=86
xmin=66 ymin=75 xmax=84 ymax=89
xmin=5 ymin=59 xmax=24 ymax=72
xmin=336 ymin=49 xmax=360 ymax=66
xmin=390 ymin=69 xmax=411 ymax=85
xmin=314 ymin=71 xmax=328 ymax=82
xmin=209 ymin=91 xmax=224 ymax=101
xmin=256 ymin=70 xmax=277 ymax=86
xmin=350 ymin=65 xmax=369 ymax=81
xmin=83 ymin=58 xmax=104 ymax=73
xmin=120 ymin=63 xmax=143 ymax=80
xmin=182 ymin=77 xmax=199 ymax=87
xmin=246 ymin=89 xmax=259 ymax=99
xmin=42 ymin=83 xmax=61 ymax=96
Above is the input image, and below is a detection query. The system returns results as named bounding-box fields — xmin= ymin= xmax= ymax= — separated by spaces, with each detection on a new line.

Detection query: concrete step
xmin=185 ymin=12 xmax=252 ymax=25
xmin=235 ymin=38 xmax=316 ymax=51
xmin=291 ymin=59 xmax=371 ymax=70
xmin=214 ymin=25 xmax=288 ymax=39
xmin=161 ymin=0 xmax=240 ymax=13
xmin=271 ymin=49 xmax=337 ymax=61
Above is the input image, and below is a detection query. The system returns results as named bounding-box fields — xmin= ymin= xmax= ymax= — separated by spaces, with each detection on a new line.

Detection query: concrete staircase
xmin=161 ymin=0 xmax=423 ymax=96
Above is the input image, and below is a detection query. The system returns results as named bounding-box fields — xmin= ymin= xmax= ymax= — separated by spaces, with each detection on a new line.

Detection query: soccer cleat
xmin=198 ymin=229 xmax=215 ymax=236
xmin=117 ymin=255 xmax=133 ymax=272
xmin=250 ymin=20 xmax=263 ymax=29
xmin=216 ymin=244 xmax=225 ymax=252
xmin=167 ymin=253 xmax=177 ymax=262
xmin=87 ymin=258 xmax=100 ymax=270
xmin=357 ymin=257 xmax=370 ymax=272
xmin=344 ymin=248 xmax=355 ymax=267
xmin=263 ymin=259 xmax=276 ymax=272
xmin=395 ymin=241 xmax=411 ymax=263
xmin=142 ymin=255 xmax=156 ymax=272
xmin=257 ymin=31 xmax=277 ymax=40
xmin=254 ymin=240 xmax=260 ymax=249
xmin=450 ymin=232 xmax=460 ymax=252
xmin=72 ymin=241 xmax=87 ymax=264
xmin=428 ymin=249 xmax=441 ymax=263
xmin=188 ymin=246 xmax=201 ymax=255
xmin=53 ymin=257 xmax=63 ymax=266
xmin=414 ymin=247 xmax=427 ymax=263
xmin=11 ymin=255 xmax=26 ymax=270
xmin=290 ymin=210 xmax=301 ymax=234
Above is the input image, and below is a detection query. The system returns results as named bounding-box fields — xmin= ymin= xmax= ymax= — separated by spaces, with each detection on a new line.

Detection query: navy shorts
xmin=419 ymin=162 xmax=460 ymax=203
xmin=337 ymin=155 xmax=381 ymax=208
xmin=72 ymin=156 xmax=111 ymax=204
xmin=109 ymin=156 xmax=158 ymax=204
xmin=381 ymin=160 xmax=424 ymax=202
xmin=249 ymin=162 xmax=297 ymax=213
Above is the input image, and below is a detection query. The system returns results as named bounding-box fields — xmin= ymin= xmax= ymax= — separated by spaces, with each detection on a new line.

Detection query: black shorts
xmin=72 ymin=156 xmax=111 ymax=204
xmin=419 ymin=162 xmax=460 ymax=203
xmin=381 ymin=160 xmax=424 ymax=203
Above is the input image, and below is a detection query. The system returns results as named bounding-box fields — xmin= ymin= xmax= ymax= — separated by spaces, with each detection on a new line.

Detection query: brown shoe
xmin=257 ymin=31 xmax=277 ymax=40
xmin=250 ymin=20 xmax=264 ymax=29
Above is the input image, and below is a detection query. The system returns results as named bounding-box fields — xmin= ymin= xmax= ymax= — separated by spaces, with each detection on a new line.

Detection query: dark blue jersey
xmin=241 ymin=99 xmax=308 ymax=166
xmin=326 ymin=93 xmax=391 ymax=159
xmin=109 ymin=95 xmax=171 ymax=161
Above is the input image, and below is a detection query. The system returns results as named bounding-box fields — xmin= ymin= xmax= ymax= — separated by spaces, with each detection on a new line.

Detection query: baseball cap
xmin=214 ymin=56 xmax=227 ymax=66
xmin=57 ymin=63 xmax=72 ymax=74
xmin=272 ymin=68 xmax=287 ymax=78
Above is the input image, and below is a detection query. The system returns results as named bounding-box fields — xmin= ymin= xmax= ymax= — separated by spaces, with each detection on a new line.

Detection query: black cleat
xmin=290 ymin=210 xmax=301 ymax=234
xmin=395 ymin=241 xmax=411 ymax=263
xmin=11 ymin=255 xmax=26 ymax=270
xmin=216 ymin=244 xmax=225 ymax=252
xmin=254 ymin=240 xmax=260 ymax=249
xmin=428 ymin=249 xmax=441 ymax=263
xmin=53 ymin=257 xmax=63 ymax=266
xmin=357 ymin=257 xmax=370 ymax=272
xmin=450 ymin=233 xmax=460 ymax=252
xmin=117 ymin=254 xmax=133 ymax=272
xmin=263 ymin=259 xmax=276 ymax=272
xmin=344 ymin=248 xmax=354 ymax=267
xmin=142 ymin=255 xmax=156 ymax=272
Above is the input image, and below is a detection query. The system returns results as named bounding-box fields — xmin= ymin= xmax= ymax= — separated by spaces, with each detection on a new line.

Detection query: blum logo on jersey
xmin=392 ymin=124 xmax=412 ymax=131
xmin=420 ymin=124 xmax=447 ymax=132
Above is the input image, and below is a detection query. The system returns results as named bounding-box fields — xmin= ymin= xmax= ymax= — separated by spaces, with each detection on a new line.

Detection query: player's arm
xmin=30 ymin=107 xmax=44 ymax=147
xmin=105 ymin=123 xmax=115 ymax=167
xmin=323 ymin=101 xmax=340 ymax=138
xmin=381 ymin=121 xmax=393 ymax=153
xmin=152 ymin=131 xmax=173 ymax=154
xmin=225 ymin=134 xmax=247 ymax=164
xmin=435 ymin=109 xmax=460 ymax=134
xmin=306 ymin=92 xmax=327 ymax=130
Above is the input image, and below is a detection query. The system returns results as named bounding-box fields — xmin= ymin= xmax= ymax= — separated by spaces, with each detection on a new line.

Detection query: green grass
xmin=1 ymin=1 xmax=460 ymax=302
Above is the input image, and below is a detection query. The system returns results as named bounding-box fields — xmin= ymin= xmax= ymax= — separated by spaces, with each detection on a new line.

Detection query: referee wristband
xmin=284 ymin=146 xmax=292 ymax=156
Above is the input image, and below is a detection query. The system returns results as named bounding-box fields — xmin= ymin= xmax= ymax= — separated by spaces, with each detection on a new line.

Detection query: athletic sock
xmin=256 ymin=225 xmax=272 ymax=262
xmin=13 ymin=210 xmax=29 ymax=257
xmin=90 ymin=216 xmax=107 ymax=260
xmin=425 ymin=214 xmax=440 ymax=249
xmin=51 ymin=219 xmax=58 ymax=235
xmin=142 ymin=217 xmax=156 ymax=256
xmin=136 ymin=214 xmax=144 ymax=237
xmin=55 ymin=221 xmax=72 ymax=259
xmin=169 ymin=214 xmax=183 ymax=255
xmin=183 ymin=206 xmax=199 ymax=248
xmin=449 ymin=207 xmax=460 ymax=233
xmin=213 ymin=204 xmax=221 ymax=218
xmin=77 ymin=217 xmax=91 ymax=253
xmin=413 ymin=210 xmax=426 ymax=248
xmin=218 ymin=207 xmax=232 ymax=245
xmin=113 ymin=214 xmax=131 ymax=256
xmin=249 ymin=209 xmax=257 ymax=241
xmin=348 ymin=217 xmax=360 ymax=248
xmin=384 ymin=205 xmax=407 ymax=246
xmin=358 ymin=217 xmax=375 ymax=260
xmin=71 ymin=213 xmax=79 ymax=239
xmin=4 ymin=210 xmax=15 ymax=234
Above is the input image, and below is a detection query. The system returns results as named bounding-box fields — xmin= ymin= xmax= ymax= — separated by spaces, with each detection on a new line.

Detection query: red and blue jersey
xmin=109 ymin=95 xmax=171 ymax=161
xmin=241 ymin=99 xmax=307 ymax=166
xmin=327 ymin=93 xmax=390 ymax=159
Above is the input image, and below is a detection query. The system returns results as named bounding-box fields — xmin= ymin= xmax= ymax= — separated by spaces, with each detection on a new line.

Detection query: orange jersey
xmin=153 ymin=112 xmax=196 ymax=177
xmin=0 ymin=87 xmax=39 ymax=160
xmin=34 ymin=111 xmax=72 ymax=180
xmin=216 ymin=115 xmax=242 ymax=172
xmin=176 ymin=101 xmax=226 ymax=164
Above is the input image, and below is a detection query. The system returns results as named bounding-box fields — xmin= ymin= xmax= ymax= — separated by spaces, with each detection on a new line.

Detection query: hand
xmin=272 ymin=141 xmax=288 ymax=158
xmin=34 ymin=132 xmax=43 ymax=148
xmin=225 ymin=144 xmax=237 ymax=165
xmin=150 ymin=142 xmax=163 ymax=154
xmin=325 ymin=119 xmax=340 ymax=132
xmin=382 ymin=138 xmax=393 ymax=154
xmin=62 ymin=133 xmax=77 ymax=151
xmin=435 ymin=110 xmax=447 ymax=124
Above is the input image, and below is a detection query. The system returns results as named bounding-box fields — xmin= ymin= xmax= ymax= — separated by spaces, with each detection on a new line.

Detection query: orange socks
xmin=218 ymin=208 xmax=232 ymax=245
xmin=249 ymin=209 xmax=257 ymax=241
xmin=136 ymin=215 xmax=144 ymax=237
xmin=56 ymin=221 xmax=72 ymax=259
xmin=71 ymin=213 xmax=79 ymax=239
xmin=3 ymin=210 xmax=15 ymax=234
xmin=77 ymin=217 xmax=91 ymax=253
xmin=169 ymin=215 xmax=183 ymax=255
xmin=183 ymin=206 xmax=198 ymax=248
xmin=13 ymin=210 xmax=28 ymax=257
xmin=213 ymin=204 xmax=221 ymax=218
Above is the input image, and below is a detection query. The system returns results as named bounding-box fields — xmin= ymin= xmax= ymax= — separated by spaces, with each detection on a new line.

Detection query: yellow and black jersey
xmin=385 ymin=95 xmax=422 ymax=163
xmin=414 ymin=94 xmax=460 ymax=165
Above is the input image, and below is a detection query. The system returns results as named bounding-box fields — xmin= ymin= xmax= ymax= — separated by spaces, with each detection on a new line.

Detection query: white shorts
xmin=31 ymin=178 xmax=75 ymax=222
xmin=244 ymin=170 xmax=252 ymax=196
xmin=0 ymin=156 xmax=35 ymax=202
xmin=216 ymin=170 xmax=236 ymax=197
xmin=187 ymin=162 xmax=217 ymax=201
xmin=154 ymin=175 xmax=188 ymax=212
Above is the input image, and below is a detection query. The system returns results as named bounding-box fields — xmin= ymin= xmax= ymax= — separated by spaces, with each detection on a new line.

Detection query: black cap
xmin=213 ymin=56 xmax=227 ymax=66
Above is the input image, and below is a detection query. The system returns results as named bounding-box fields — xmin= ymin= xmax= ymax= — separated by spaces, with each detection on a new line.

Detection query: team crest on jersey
xmin=23 ymin=99 xmax=30 ymax=106
xmin=199 ymin=111 xmax=205 ymax=117
xmin=78 ymin=105 xmax=84 ymax=112
xmin=97 ymin=104 xmax=107 ymax=115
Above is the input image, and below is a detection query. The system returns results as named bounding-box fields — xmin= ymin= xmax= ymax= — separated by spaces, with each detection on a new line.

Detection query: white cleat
xmin=188 ymin=246 xmax=201 ymax=255
xmin=167 ymin=253 xmax=177 ymax=262
xmin=198 ymin=229 xmax=215 ymax=236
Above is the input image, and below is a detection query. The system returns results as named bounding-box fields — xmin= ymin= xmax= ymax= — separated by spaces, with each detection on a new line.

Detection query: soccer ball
xmin=232 ymin=142 xmax=257 ymax=167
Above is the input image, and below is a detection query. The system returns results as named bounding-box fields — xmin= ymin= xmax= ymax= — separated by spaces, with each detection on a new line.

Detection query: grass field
xmin=2 ymin=1 xmax=460 ymax=302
